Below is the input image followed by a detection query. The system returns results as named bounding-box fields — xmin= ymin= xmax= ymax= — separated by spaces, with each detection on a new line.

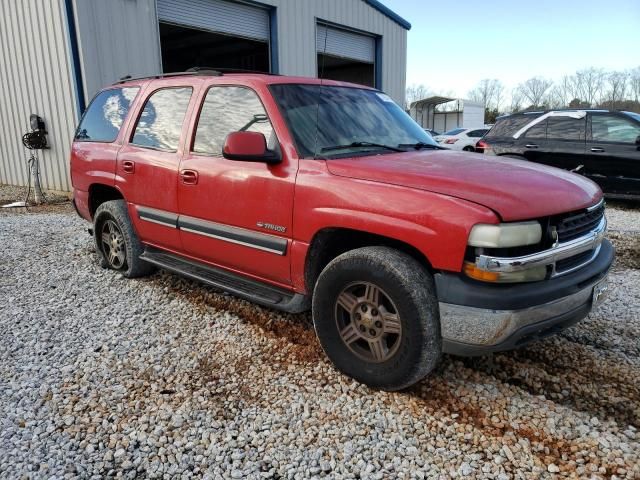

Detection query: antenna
xmin=313 ymin=25 xmax=329 ymax=159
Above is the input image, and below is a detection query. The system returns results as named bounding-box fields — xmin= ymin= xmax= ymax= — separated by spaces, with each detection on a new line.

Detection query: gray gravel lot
xmin=1 ymin=192 xmax=639 ymax=478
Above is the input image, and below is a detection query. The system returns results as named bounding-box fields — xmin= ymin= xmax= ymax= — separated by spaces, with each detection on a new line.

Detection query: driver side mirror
xmin=222 ymin=131 xmax=281 ymax=164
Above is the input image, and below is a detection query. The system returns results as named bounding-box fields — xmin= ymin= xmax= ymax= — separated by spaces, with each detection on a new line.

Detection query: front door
xmin=585 ymin=112 xmax=640 ymax=196
xmin=116 ymin=83 xmax=196 ymax=252
xmin=177 ymin=85 xmax=296 ymax=286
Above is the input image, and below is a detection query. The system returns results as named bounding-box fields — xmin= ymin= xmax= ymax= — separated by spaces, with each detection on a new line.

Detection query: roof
xmin=362 ymin=0 xmax=411 ymax=30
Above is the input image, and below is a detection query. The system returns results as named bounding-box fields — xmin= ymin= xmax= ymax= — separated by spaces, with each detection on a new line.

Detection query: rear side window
xmin=75 ymin=87 xmax=139 ymax=142
xmin=193 ymin=86 xmax=275 ymax=155
xmin=467 ymin=129 xmax=488 ymax=138
xmin=131 ymin=87 xmax=192 ymax=151
xmin=486 ymin=115 xmax=539 ymax=138
xmin=443 ymin=128 xmax=465 ymax=136
xmin=547 ymin=117 xmax=585 ymax=141
xmin=523 ymin=120 xmax=547 ymax=139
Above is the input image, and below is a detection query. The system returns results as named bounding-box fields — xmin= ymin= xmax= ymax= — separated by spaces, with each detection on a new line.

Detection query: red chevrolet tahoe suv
xmin=70 ymin=71 xmax=613 ymax=391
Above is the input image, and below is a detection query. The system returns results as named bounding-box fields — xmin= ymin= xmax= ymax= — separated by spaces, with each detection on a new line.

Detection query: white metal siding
xmin=73 ymin=0 xmax=162 ymax=101
xmin=157 ymin=0 xmax=270 ymax=41
xmin=0 ymin=0 xmax=78 ymax=191
xmin=316 ymin=24 xmax=375 ymax=63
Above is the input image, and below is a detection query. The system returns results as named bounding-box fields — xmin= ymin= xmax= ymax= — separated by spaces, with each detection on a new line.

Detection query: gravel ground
xmin=1 ymin=190 xmax=639 ymax=479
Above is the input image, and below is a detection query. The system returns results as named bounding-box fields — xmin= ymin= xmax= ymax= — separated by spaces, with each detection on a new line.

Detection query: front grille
xmin=555 ymin=250 xmax=594 ymax=273
xmin=554 ymin=203 xmax=604 ymax=243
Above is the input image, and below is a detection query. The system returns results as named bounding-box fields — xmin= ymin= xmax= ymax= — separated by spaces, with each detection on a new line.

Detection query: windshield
xmin=269 ymin=84 xmax=438 ymax=158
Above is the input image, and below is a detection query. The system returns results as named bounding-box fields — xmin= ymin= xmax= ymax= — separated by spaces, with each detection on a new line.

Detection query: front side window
xmin=270 ymin=84 xmax=437 ymax=158
xmin=547 ymin=116 xmax=585 ymax=141
xmin=75 ymin=87 xmax=139 ymax=142
xmin=131 ymin=87 xmax=192 ymax=151
xmin=591 ymin=114 xmax=640 ymax=143
xmin=193 ymin=86 xmax=275 ymax=155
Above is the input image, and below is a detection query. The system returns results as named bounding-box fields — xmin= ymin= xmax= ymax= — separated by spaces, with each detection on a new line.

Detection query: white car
xmin=433 ymin=127 xmax=490 ymax=151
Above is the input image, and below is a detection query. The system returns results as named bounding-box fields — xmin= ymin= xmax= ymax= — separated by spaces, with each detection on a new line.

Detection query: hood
xmin=325 ymin=150 xmax=602 ymax=221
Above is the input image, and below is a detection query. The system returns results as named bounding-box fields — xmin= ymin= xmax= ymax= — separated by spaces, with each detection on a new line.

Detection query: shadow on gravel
xmin=462 ymin=340 xmax=640 ymax=429
xmin=156 ymin=273 xmax=324 ymax=365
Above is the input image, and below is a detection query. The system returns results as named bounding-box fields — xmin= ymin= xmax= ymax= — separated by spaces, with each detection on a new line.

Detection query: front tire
xmin=93 ymin=200 xmax=155 ymax=278
xmin=312 ymin=247 xmax=441 ymax=391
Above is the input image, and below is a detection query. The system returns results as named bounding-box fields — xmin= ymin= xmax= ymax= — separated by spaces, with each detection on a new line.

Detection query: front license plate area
xmin=592 ymin=277 xmax=609 ymax=307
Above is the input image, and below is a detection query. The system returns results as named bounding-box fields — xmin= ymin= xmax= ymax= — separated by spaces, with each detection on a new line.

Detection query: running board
xmin=140 ymin=248 xmax=310 ymax=314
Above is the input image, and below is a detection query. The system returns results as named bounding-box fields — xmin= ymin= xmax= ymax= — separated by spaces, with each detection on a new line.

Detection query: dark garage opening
xmin=317 ymin=54 xmax=374 ymax=87
xmin=159 ymin=22 xmax=270 ymax=73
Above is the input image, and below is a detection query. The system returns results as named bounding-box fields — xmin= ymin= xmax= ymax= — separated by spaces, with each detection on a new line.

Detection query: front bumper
xmin=436 ymin=239 xmax=614 ymax=356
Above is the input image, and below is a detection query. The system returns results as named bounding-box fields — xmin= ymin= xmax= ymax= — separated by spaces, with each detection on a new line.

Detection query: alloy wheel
xmin=335 ymin=281 xmax=402 ymax=363
xmin=100 ymin=219 xmax=126 ymax=269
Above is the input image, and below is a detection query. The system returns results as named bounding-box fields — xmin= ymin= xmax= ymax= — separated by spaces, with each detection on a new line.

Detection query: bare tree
xmin=602 ymin=71 xmax=629 ymax=107
xmin=405 ymin=84 xmax=431 ymax=110
xmin=573 ymin=67 xmax=606 ymax=106
xmin=467 ymin=79 xmax=504 ymax=111
xmin=629 ymin=67 xmax=640 ymax=103
xmin=517 ymin=77 xmax=553 ymax=108
xmin=508 ymin=88 xmax=524 ymax=113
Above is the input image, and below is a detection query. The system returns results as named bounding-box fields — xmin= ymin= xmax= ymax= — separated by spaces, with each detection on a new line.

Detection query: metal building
xmin=0 ymin=0 xmax=410 ymax=192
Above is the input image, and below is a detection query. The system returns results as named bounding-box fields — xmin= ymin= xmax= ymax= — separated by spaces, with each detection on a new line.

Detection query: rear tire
xmin=312 ymin=246 xmax=441 ymax=391
xmin=93 ymin=200 xmax=155 ymax=278
xmin=463 ymin=146 xmax=475 ymax=152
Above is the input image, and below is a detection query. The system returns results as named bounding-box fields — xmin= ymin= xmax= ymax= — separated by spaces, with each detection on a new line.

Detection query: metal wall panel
xmin=73 ymin=0 xmax=162 ymax=101
xmin=316 ymin=24 xmax=375 ymax=63
xmin=0 ymin=0 xmax=78 ymax=191
xmin=157 ymin=0 xmax=270 ymax=41
xmin=256 ymin=0 xmax=407 ymax=104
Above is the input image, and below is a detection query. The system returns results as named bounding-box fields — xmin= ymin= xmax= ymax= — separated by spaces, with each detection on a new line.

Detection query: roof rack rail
xmin=114 ymin=69 xmax=223 ymax=85
xmin=187 ymin=66 xmax=280 ymax=76
xmin=114 ymin=67 xmax=278 ymax=85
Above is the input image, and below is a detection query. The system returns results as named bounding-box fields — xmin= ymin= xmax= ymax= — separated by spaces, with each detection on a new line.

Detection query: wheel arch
xmin=88 ymin=183 xmax=125 ymax=218
xmin=303 ymin=227 xmax=434 ymax=294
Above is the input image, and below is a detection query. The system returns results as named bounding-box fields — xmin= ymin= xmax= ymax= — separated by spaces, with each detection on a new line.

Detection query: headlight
xmin=468 ymin=221 xmax=542 ymax=248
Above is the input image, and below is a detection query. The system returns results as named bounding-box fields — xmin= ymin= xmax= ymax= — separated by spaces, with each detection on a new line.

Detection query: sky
xmin=382 ymin=0 xmax=640 ymax=98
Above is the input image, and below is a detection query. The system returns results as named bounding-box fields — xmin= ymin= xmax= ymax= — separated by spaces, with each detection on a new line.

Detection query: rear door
xmin=535 ymin=115 xmax=586 ymax=170
xmin=177 ymin=83 xmax=296 ymax=286
xmin=516 ymin=118 xmax=548 ymax=163
xmin=116 ymin=80 xmax=197 ymax=252
xmin=585 ymin=112 xmax=640 ymax=195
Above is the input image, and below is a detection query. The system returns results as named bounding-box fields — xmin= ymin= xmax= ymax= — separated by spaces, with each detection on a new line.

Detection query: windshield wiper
xmin=320 ymin=141 xmax=405 ymax=153
xmin=398 ymin=142 xmax=445 ymax=150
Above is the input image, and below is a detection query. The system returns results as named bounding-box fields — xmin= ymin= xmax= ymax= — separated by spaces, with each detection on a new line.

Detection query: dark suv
xmin=476 ymin=110 xmax=640 ymax=200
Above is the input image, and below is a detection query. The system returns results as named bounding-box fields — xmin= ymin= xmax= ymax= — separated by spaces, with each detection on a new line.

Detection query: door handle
xmin=590 ymin=147 xmax=605 ymax=153
xmin=122 ymin=160 xmax=135 ymax=173
xmin=525 ymin=144 xmax=539 ymax=149
xmin=180 ymin=169 xmax=199 ymax=185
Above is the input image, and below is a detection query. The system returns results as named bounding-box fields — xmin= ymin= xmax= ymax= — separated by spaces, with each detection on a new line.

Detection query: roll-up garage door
xmin=316 ymin=24 xmax=375 ymax=63
xmin=157 ymin=0 xmax=269 ymax=41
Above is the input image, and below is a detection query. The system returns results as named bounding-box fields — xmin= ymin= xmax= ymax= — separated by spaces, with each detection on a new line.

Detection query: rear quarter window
xmin=75 ymin=87 xmax=139 ymax=142
xmin=486 ymin=115 xmax=540 ymax=138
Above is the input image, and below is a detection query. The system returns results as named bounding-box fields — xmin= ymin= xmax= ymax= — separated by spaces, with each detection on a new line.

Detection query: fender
xmin=291 ymin=160 xmax=498 ymax=292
